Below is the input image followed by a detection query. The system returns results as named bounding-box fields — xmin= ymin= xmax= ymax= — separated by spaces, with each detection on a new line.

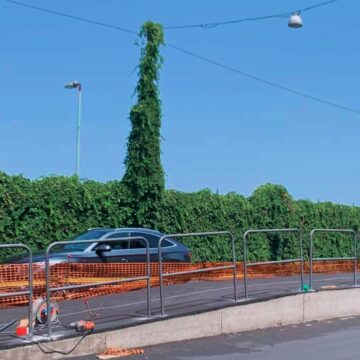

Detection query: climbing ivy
xmin=122 ymin=21 xmax=165 ymax=228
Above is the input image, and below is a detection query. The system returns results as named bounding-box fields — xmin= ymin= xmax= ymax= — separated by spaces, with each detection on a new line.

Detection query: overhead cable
xmin=164 ymin=0 xmax=343 ymax=30
xmin=167 ymin=43 xmax=360 ymax=115
xmin=3 ymin=0 xmax=358 ymax=115
xmin=3 ymin=0 xmax=138 ymax=35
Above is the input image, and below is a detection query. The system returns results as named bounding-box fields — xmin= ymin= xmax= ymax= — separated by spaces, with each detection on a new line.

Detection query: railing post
xmin=28 ymin=247 xmax=34 ymax=340
xmin=45 ymin=244 xmax=52 ymax=338
xmin=146 ymin=240 xmax=151 ymax=318
xmin=353 ymin=231 xmax=357 ymax=287
xmin=298 ymin=229 xmax=304 ymax=292
xmin=158 ymin=236 xmax=165 ymax=317
xmin=309 ymin=230 xmax=314 ymax=291
xmin=230 ymin=232 xmax=238 ymax=302
xmin=243 ymin=232 xmax=248 ymax=299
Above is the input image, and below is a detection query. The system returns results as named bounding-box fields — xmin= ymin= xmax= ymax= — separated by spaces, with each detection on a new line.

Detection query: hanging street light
xmin=288 ymin=12 xmax=303 ymax=29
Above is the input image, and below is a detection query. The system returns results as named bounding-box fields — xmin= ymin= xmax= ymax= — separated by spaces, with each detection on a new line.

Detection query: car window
xmin=63 ymin=243 xmax=89 ymax=252
xmin=105 ymin=232 xmax=129 ymax=239
xmin=130 ymin=239 xmax=146 ymax=249
xmin=74 ymin=229 xmax=111 ymax=240
xmin=64 ymin=229 xmax=110 ymax=251
xmin=102 ymin=232 xmax=129 ymax=250
xmin=162 ymin=239 xmax=173 ymax=247
xmin=130 ymin=232 xmax=173 ymax=248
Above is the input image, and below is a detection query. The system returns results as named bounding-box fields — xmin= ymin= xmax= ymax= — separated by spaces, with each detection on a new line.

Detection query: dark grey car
xmin=10 ymin=228 xmax=192 ymax=264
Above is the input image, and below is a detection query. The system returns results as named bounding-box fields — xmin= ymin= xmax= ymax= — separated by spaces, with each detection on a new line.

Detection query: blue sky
xmin=1 ymin=0 xmax=359 ymax=204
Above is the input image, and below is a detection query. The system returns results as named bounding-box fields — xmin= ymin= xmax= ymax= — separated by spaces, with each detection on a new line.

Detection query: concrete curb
xmin=2 ymin=288 xmax=360 ymax=359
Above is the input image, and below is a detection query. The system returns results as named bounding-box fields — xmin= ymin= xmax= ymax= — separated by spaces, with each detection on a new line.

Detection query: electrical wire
xmin=301 ymin=0 xmax=342 ymax=12
xmin=164 ymin=12 xmax=289 ymax=30
xmin=34 ymin=329 xmax=94 ymax=355
xmin=3 ymin=0 xmax=343 ymax=32
xmin=2 ymin=0 xmax=359 ymax=115
xmin=164 ymin=0 xmax=343 ymax=30
xmin=3 ymin=0 xmax=138 ymax=36
xmin=9 ymin=328 xmax=94 ymax=355
xmin=167 ymin=43 xmax=360 ymax=115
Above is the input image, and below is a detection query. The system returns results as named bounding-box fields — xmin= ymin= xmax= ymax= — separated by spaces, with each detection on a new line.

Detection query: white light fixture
xmin=288 ymin=12 xmax=303 ymax=29
xmin=64 ymin=81 xmax=81 ymax=89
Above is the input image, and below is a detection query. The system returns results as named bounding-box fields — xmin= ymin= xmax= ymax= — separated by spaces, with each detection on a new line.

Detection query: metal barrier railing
xmin=158 ymin=231 xmax=238 ymax=316
xmin=1 ymin=227 xmax=358 ymax=340
xmin=0 ymin=244 xmax=33 ymax=339
xmin=309 ymin=229 xmax=357 ymax=291
xmin=243 ymin=229 xmax=304 ymax=299
xmin=45 ymin=236 xmax=150 ymax=338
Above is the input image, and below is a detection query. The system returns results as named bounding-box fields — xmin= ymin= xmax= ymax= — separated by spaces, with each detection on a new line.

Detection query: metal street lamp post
xmin=64 ymin=81 xmax=82 ymax=177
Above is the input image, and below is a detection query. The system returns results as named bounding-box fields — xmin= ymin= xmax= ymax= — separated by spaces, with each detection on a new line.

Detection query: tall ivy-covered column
xmin=123 ymin=22 xmax=165 ymax=228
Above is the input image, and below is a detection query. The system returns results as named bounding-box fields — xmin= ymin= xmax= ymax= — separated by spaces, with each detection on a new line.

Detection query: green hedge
xmin=0 ymin=172 xmax=359 ymax=262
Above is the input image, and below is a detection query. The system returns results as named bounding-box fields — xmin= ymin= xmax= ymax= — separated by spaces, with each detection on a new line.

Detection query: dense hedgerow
xmin=0 ymin=172 xmax=359 ymax=262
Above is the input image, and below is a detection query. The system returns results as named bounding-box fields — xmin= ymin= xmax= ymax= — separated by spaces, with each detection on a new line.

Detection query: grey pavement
xmin=0 ymin=271 xmax=356 ymax=349
xmin=74 ymin=316 xmax=360 ymax=359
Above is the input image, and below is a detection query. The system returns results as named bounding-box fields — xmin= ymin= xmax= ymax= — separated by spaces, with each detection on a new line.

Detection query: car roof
xmin=83 ymin=227 xmax=186 ymax=249
xmin=88 ymin=227 xmax=163 ymax=236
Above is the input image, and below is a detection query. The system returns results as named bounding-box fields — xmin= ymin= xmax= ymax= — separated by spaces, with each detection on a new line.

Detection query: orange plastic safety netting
xmin=0 ymin=260 xmax=355 ymax=308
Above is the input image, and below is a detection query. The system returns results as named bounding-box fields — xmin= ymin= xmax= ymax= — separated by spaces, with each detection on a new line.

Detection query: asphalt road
xmin=74 ymin=316 xmax=360 ymax=360
xmin=0 ymin=271 xmax=356 ymax=349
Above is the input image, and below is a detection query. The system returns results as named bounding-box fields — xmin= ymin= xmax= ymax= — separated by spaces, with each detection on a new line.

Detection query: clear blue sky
xmin=1 ymin=0 xmax=359 ymax=205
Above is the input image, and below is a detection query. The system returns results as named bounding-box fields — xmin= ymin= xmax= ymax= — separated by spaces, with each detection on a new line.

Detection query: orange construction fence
xmin=0 ymin=260 xmax=356 ymax=309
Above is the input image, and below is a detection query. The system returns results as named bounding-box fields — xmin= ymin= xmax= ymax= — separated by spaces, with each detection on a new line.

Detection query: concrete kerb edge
xmin=0 ymin=331 xmax=107 ymax=360
xmin=2 ymin=288 xmax=360 ymax=359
